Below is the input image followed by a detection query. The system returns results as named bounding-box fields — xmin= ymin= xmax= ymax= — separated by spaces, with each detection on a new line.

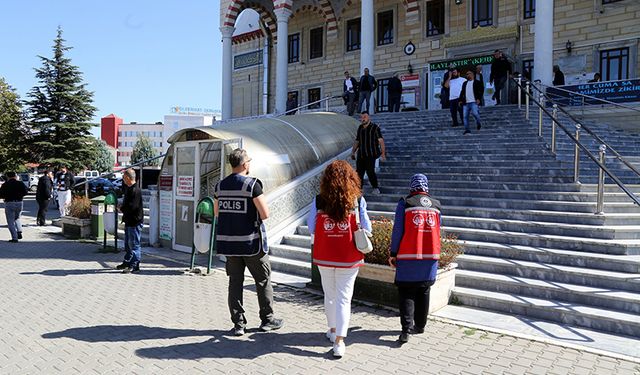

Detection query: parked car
xmin=18 ymin=173 xmax=31 ymax=192
xmin=73 ymin=177 xmax=123 ymax=199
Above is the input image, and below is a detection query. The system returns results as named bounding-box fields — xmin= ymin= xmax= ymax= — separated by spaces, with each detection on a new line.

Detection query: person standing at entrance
xmin=308 ymin=160 xmax=372 ymax=358
xmin=388 ymin=174 xmax=442 ymax=343
xmin=214 ymin=148 xmax=283 ymax=336
xmin=490 ymin=50 xmax=512 ymax=105
xmin=553 ymin=65 xmax=566 ymax=86
xmin=55 ymin=165 xmax=74 ymax=216
xmin=444 ymin=68 xmax=465 ymax=127
xmin=343 ymin=71 xmax=359 ymax=116
xmin=351 ymin=112 xmax=386 ymax=195
xmin=358 ymin=68 xmax=377 ymax=113
xmin=0 ymin=171 xmax=28 ymax=242
xmin=36 ymin=170 xmax=54 ymax=226
xmin=459 ymin=70 xmax=484 ymax=135
xmin=116 ymin=168 xmax=143 ymax=273
xmin=387 ymin=73 xmax=403 ymax=112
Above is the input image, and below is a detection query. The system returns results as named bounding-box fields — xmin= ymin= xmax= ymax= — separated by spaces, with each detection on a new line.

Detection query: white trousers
xmin=318 ymin=266 xmax=359 ymax=338
xmin=57 ymin=190 xmax=72 ymax=216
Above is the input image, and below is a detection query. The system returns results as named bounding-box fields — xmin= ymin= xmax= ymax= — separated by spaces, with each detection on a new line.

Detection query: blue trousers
xmin=4 ymin=201 xmax=23 ymax=240
xmin=463 ymin=102 xmax=482 ymax=131
xmin=123 ymin=224 xmax=142 ymax=268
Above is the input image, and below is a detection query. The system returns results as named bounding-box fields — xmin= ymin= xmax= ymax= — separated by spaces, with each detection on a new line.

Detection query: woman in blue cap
xmin=388 ymin=174 xmax=443 ymax=343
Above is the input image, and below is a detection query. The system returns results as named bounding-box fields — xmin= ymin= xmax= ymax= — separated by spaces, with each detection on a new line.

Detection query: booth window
xmin=288 ymin=33 xmax=300 ymax=63
xmin=377 ymin=10 xmax=394 ymax=46
xmin=346 ymin=18 xmax=361 ymax=51
xmin=309 ymin=27 xmax=323 ymax=60
xmin=308 ymin=88 xmax=321 ymax=109
xmin=599 ymin=48 xmax=629 ymax=81
xmin=426 ymin=0 xmax=445 ymax=37
xmin=472 ymin=0 xmax=493 ymax=28
xmin=376 ymin=79 xmax=390 ymax=113
xmin=522 ymin=59 xmax=534 ymax=80
xmin=523 ymin=0 xmax=535 ymax=19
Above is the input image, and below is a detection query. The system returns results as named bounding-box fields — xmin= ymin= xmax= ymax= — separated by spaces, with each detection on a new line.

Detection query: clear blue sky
xmin=0 ymin=0 xmax=222 ymax=127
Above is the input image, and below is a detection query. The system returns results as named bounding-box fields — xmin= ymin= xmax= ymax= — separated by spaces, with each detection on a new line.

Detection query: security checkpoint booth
xmin=157 ymin=112 xmax=359 ymax=253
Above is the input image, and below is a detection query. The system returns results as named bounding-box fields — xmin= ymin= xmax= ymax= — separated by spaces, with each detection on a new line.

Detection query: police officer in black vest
xmin=214 ymin=148 xmax=284 ymax=336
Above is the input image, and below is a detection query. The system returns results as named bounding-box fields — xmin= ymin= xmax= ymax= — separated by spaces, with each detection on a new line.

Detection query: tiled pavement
xmin=1 ymin=199 xmax=640 ymax=374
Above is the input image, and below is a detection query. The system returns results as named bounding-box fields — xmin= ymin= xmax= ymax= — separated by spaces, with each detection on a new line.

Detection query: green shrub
xmin=365 ymin=216 xmax=463 ymax=269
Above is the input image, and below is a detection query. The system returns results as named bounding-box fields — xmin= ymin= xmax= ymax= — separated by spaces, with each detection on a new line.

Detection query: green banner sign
xmin=430 ymin=55 xmax=494 ymax=71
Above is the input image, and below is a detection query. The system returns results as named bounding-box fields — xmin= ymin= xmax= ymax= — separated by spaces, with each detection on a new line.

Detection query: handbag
xmin=353 ymin=198 xmax=373 ymax=254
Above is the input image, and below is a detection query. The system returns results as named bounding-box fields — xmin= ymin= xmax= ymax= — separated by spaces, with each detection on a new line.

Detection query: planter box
xmin=62 ymin=217 xmax=92 ymax=239
xmin=355 ymin=263 xmax=457 ymax=313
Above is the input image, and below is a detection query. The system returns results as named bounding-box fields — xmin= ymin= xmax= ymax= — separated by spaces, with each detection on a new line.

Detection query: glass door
xmin=173 ymin=144 xmax=198 ymax=252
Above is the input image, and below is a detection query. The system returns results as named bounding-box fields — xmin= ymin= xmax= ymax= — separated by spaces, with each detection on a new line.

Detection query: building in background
xmin=101 ymin=114 xmax=164 ymax=166
xmin=162 ymin=106 xmax=220 ymax=153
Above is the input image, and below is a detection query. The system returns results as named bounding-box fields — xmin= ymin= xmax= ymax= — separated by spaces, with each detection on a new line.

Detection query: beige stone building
xmin=219 ymin=0 xmax=640 ymax=119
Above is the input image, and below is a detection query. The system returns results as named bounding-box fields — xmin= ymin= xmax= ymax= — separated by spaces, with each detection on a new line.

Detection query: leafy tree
xmin=0 ymin=77 xmax=28 ymax=172
xmin=89 ymin=139 xmax=115 ymax=173
xmin=25 ymin=26 xmax=98 ymax=171
xmin=131 ymin=134 xmax=159 ymax=166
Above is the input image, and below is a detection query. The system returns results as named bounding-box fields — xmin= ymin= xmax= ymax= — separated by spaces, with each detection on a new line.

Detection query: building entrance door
xmin=173 ymin=144 xmax=198 ymax=252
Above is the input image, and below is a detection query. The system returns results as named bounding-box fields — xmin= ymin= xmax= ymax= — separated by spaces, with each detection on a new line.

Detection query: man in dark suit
xmin=358 ymin=68 xmax=378 ymax=113
xmin=36 ymin=170 xmax=54 ymax=226
xmin=387 ymin=73 xmax=403 ymax=112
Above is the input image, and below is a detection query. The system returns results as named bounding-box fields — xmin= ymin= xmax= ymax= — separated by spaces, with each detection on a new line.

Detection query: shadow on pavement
xmin=20 ymin=268 xmax=185 ymax=277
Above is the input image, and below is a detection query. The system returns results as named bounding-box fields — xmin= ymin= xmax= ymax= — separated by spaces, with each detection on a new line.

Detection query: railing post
xmin=525 ymin=81 xmax=530 ymax=120
xmin=538 ymin=93 xmax=544 ymax=137
xmin=325 ymin=95 xmax=329 ymax=111
xmin=551 ymin=104 xmax=558 ymax=154
xmin=596 ymin=144 xmax=607 ymax=214
xmin=517 ymin=76 xmax=522 ymax=109
xmin=573 ymin=124 xmax=581 ymax=183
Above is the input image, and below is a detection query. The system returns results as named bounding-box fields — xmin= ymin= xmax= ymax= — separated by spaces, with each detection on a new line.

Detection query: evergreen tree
xmin=0 ymin=77 xmax=28 ymax=172
xmin=26 ymin=26 xmax=98 ymax=171
xmin=131 ymin=134 xmax=159 ymax=166
xmin=90 ymin=139 xmax=115 ymax=173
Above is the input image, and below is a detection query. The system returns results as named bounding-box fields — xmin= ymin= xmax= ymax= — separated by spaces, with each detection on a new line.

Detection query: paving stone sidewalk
xmin=1 ymin=205 xmax=640 ymax=374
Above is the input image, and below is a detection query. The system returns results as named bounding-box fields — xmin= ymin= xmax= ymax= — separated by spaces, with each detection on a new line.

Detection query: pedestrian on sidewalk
xmin=55 ymin=165 xmax=74 ymax=217
xmin=388 ymin=174 xmax=442 ymax=344
xmin=351 ymin=111 xmax=386 ymax=195
xmin=308 ymin=160 xmax=372 ymax=358
xmin=357 ymin=68 xmax=377 ymax=113
xmin=444 ymin=67 xmax=465 ymax=128
xmin=214 ymin=148 xmax=283 ymax=337
xmin=459 ymin=70 xmax=484 ymax=135
xmin=116 ymin=168 xmax=143 ymax=273
xmin=343 ymin=71 xmax=359 ymax=116
xmin=36 ymin=170 xmax=54 ymax=226
xmin=0 ymin=171 xmax=28 ymax=242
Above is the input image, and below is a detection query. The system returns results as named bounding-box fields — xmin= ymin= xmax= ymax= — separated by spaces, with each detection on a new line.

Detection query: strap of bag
xmin=354 ymin=198 xmax=362 ymax=229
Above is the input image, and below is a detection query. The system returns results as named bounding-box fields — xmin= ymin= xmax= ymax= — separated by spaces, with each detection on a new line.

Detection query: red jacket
xmin=312 ymin=208 xmax=364 ymax=268
xmin=397 ymin=193 xmax=441 ymax=260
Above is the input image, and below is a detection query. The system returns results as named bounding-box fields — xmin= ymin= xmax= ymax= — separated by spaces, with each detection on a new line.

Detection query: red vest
xmin=397 ymin=194 xmax=442 ymax=260
xmin=312 ymin=210 xmax=364 ymax=268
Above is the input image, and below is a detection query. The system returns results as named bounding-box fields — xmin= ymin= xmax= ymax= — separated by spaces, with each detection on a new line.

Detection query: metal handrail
xmin=511 ymin=77 xmax=640 ymax=211
xmin=537 ymin=80 xmax=640 ymax=114
xmin=520 ymin=77 xmax=640 ymax=180
xmin=72 ymin=152 xmax=167 ymax=190
xmin=281 ymin=95 xmax=344 ymax=116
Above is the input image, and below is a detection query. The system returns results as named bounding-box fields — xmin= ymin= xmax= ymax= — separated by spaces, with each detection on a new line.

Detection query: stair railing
xmin=511 ymin=77 xmax=640 ymax=213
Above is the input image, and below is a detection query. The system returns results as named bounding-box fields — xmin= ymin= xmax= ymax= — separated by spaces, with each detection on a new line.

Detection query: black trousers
xmin=398 ymin=284 xmax=433 ymax=333
xmin=356 ymin=156 xmax=379 ymax=189
xmin=449 ymin=99 xmax=463 ymax=127
xmin=225 ymin=252 xmax=275 ymax=328
xmin=36 ymin=199 xmax=49 ymax=225
xmin=388 ymin=95 xmax=401 ymax=112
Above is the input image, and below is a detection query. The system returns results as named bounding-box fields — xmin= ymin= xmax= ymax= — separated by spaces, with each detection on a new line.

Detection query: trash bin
xmin=90 ymin=196 xmax=105 ymax=240
xmin=103 ymin=192 xmax=118 ymax=235
xmin=190 ymin=197 xmax=216 ymax=274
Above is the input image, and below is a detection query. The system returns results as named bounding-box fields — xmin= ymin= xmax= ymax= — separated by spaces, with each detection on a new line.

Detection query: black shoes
xmin=259 ymin=318 xmax=284 ymax=332
xmin=17 ymin=232 xmax=23 ymax=239
xmin=8 ymin=239 xmax=18 ymax=243
xmin=477 ymin=124 xmax=482 ymax=130
xmin=121 ymin=266 xmax=140 ymax=274
xmin=115 ymin=263 xmax=128 ymax=270
xmin=463 ymin=130 xmax=471 ymax=135
xmin=399 ymin=332 xmax=410 ymax=343
xmin=411 ymin=327 xmax=425 ymax=334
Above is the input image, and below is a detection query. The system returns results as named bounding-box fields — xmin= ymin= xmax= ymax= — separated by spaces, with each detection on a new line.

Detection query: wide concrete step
xmin=378 ymin=173 xmax=574 ymax=184
xmin=379 ymin=166 xmax=572 ymax=177
xmin=383 ymin=160 xmax=569 ymax=169
xmin=456 ymin=269 xmax=640 ymax=314
xmin=269 ymin=255 xmax=311 ymax=278
xmin=461 ymin=240 xmax=640 ymax=273
xmin=457 ymin=254 xmax=640 ymax=292
xmin=281 ymin=234 xmax=311 ymax=249
xmin=378 ymin=180 xmax=584 ymax=192
xmin=452 ymin=287 xmax=640 ymax=338
xmin=374 ymin=189 xmax=632 ymax=203
xmin=270 ymin=243 xmax=311 ymax=262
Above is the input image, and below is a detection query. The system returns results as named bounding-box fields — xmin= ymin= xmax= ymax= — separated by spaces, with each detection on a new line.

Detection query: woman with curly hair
xmin=307 ymin=160 xmax=372 ymax=358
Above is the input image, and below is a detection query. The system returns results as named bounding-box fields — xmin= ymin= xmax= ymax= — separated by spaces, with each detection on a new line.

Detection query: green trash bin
xmin=90 ymin=196 xmax=106 ymax=240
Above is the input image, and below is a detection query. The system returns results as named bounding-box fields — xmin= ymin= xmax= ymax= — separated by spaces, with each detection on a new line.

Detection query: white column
xmin=274 ymin=8 xmax=292 ymax=114
xmin=220 ymin=26 xmax=235 ymax=120
xmin=533 ymin=0 xmax=554 ymax=86
xmin=360 ymin=0 xmax=375 ymax=113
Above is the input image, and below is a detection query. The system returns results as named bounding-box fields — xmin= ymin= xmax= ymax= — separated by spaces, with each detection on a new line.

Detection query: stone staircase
xmin=270 ymin=105 xmax=640 ymax=338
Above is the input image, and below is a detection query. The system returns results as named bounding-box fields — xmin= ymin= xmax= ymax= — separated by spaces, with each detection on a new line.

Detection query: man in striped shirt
xmin=351 ymin=112 xmax=386 ymax=195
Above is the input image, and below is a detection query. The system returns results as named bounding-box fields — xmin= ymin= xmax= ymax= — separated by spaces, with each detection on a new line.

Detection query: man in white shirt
xmin=444 ymin=68 xmax=466 ymax=127
xmin=343 ymin=71 xmax=359 ymax=116
xmin=459 ymin=70 xmax=484 ymax=135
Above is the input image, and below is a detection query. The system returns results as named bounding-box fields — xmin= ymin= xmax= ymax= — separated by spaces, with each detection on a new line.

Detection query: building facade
xmin=100 ymin=114 xmax=165 ymax=166
xmin=220 ymin=0 xmax=640 ymax=119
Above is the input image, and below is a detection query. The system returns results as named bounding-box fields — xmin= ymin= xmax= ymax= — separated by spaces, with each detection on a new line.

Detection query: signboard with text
xmin=400 ymin=74 xmax=420 ymax=88
xmin=546 ymin=79 xmax=640 ymax=106
xmin=176 ymin=176 xmax=194 ymax=197
xmin=159 ymin=190 xmax=173 ymax=240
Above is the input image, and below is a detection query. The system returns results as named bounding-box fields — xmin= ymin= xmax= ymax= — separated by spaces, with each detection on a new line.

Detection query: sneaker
xmin=332 ymin=341 xmax=346 ymax=358
xmin=17 ymin=232 xmax=22 ymax=240
xmin=121 ymin=267 xmax=140 ymax=274
xmin=259 ymin=318 xmax=284 ymax=332
xmin=326 ymin=330 xmax=336 ymax=343
xmin=463 ymin=130 xmax=471 ymax=135
xmin=8 ymin=239 xmax=18 ymax=243
xmin=411 ymin=327 xmax=425 ymax=334
xmin=477 ymin=124 xmax=482 ymax=130
xmin=399 ymin=332 xmax=410 ymax=343
xmin=115 ymin=262 xmax=128 ymax=270
xmin=232 ymin=326 xmax=245 ymax=336
xmin=371 ymin=188 xmax=381 ymax=195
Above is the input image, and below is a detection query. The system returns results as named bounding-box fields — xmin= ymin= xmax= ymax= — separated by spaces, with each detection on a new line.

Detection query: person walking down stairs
xmin=351 ymin=112 xmax=386 ymax=195
xmin=459 ymin=70 xmax=484 ymax=135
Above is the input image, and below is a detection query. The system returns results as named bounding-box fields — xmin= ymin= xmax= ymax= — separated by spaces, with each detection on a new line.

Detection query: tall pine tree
xmin=26 ymin=26 xmax=98 ymax=171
